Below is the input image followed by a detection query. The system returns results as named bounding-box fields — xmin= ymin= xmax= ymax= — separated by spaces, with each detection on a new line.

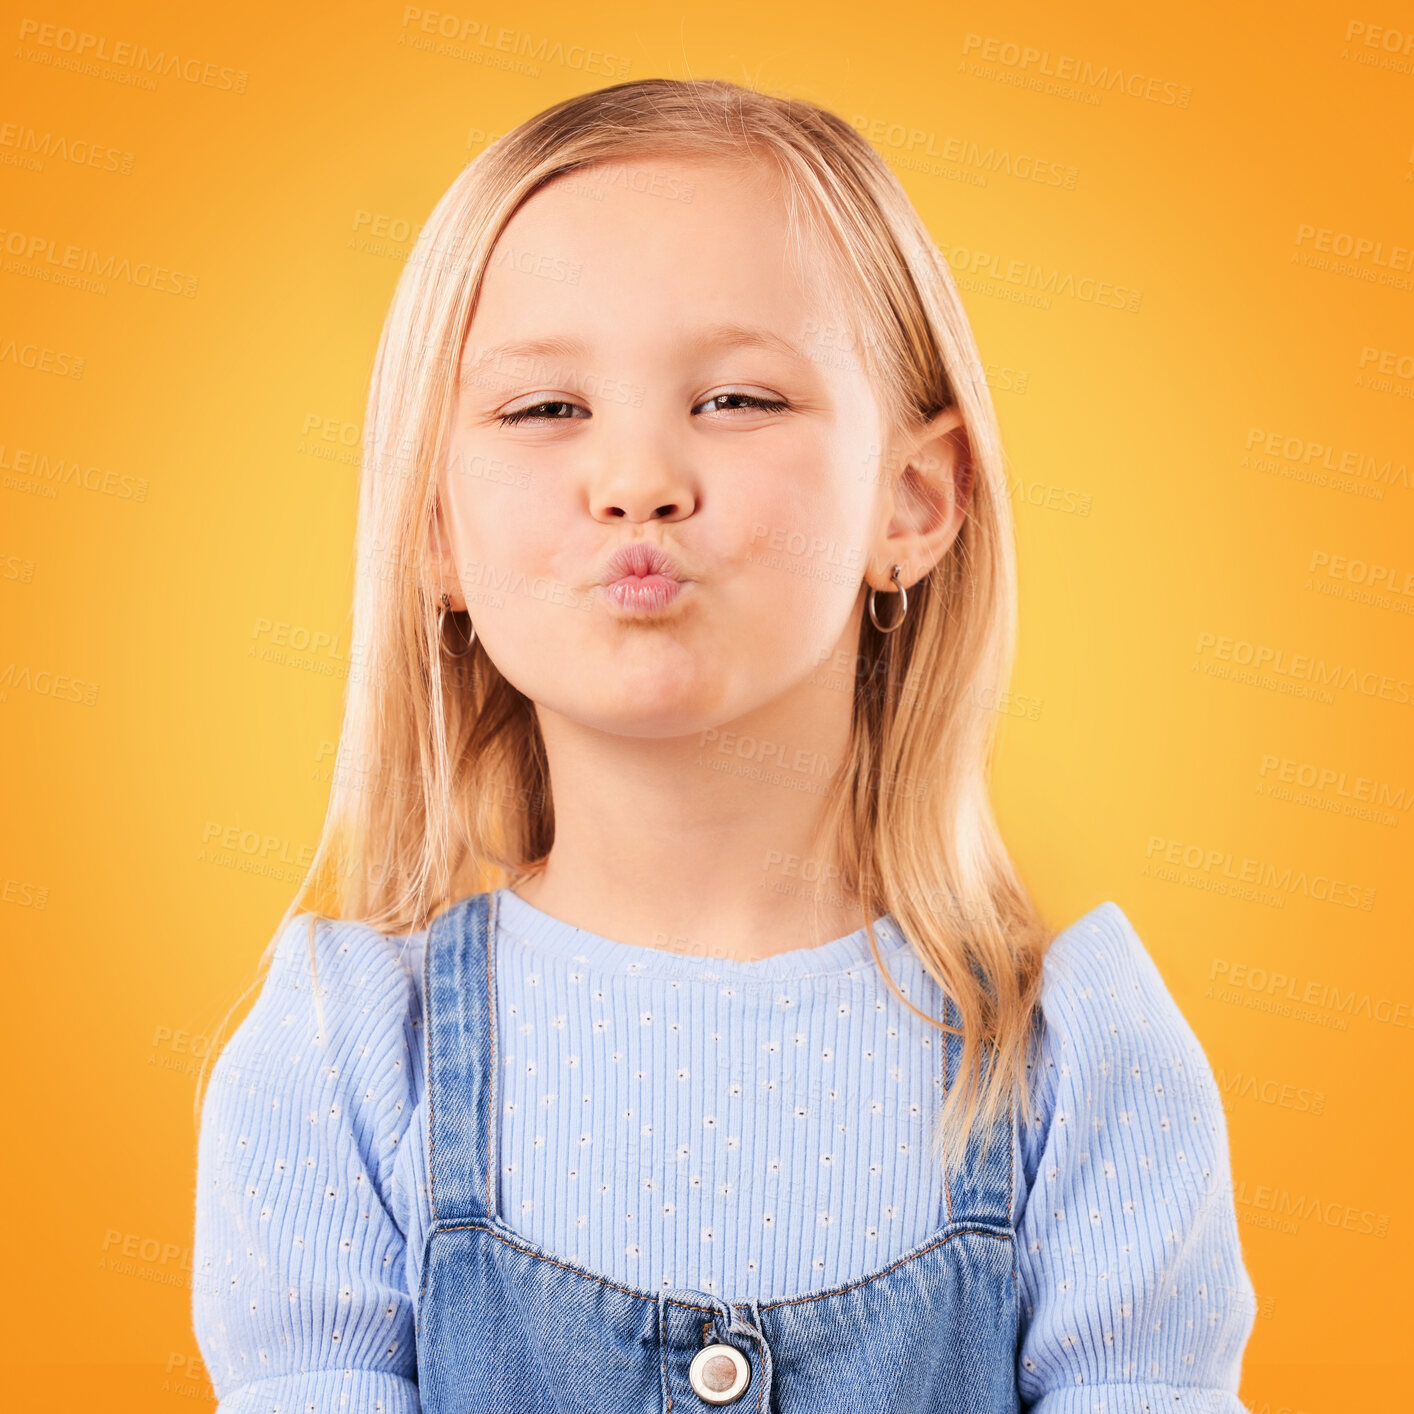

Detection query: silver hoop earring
xmin=868 ymin=564 xmax=908 ymax=634
xmin=438 ymin=591 xmax=476 ymax=658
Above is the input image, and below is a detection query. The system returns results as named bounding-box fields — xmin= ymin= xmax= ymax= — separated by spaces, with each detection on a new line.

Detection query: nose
xmin=587 ymin=410 xmax=698 ymax=524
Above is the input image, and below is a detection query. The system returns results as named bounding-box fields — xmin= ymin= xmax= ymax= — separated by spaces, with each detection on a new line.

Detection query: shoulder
xmin=262 ymin=910 xmax=427 ymax=1011
xmin=246 ymin=911 xmax=429 ymax=1052
xmin=1036 ymin=900 xmax=1208 ymax=1068
xmin=203 ymin=912 xmax=429 ymax=1140
xmin=1018 ymin=901 xmax=1227 ymax=1192
xmin=1041 ymin=900 xmax=1162 ymax=998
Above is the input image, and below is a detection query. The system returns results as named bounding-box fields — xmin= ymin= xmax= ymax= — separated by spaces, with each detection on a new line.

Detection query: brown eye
xmin=696 ymin=393 xmax=790 ymax=415
xmin=499 ymin=400 xmax=588 ymax=426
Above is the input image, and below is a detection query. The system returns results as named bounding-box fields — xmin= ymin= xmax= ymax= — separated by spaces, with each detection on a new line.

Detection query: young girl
xmin=192 ymin=78 xmax=1257 ymax=1412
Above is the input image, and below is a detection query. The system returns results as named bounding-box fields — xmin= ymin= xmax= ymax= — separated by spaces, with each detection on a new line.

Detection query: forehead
xmin=465 ymin=153 xmax=862 ymax=355
xmin=506 ymin=152 xmax=789 ymax=254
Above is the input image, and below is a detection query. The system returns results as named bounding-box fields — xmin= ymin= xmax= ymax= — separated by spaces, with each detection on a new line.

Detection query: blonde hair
xmin=197 ymin=77 xmax=1055 ymax=1178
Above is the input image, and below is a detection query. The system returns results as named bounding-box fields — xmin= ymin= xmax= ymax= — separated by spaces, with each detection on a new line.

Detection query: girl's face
xmin=433 ymin=154 xmax=937 ymax=738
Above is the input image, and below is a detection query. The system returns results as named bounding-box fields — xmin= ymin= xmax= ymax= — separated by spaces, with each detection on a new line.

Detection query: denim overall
xmin=414 ymin=889 xmax=1022 ymax=1412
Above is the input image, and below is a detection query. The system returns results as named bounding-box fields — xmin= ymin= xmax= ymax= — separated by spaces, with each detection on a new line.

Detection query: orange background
xmin=3 ymin=0 xmax=1410 ymax=1408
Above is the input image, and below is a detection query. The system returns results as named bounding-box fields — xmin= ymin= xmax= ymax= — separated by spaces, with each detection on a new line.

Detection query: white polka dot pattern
xmin=191 ymin=897 xmax=1257 ymax=1410
xmin=192 ymin=917 xmax=425 ymax=1412
xmin=1014 ymin=908 xmax=1257 ymax=1410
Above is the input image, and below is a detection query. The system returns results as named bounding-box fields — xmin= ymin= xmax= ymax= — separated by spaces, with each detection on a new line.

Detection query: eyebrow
xmin=462 ymin=322 xmax=810 ymax=386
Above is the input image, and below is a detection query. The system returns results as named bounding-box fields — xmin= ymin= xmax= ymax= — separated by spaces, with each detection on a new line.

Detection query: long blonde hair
xmin=197 ymin=77 xmax=1055 ymax=1178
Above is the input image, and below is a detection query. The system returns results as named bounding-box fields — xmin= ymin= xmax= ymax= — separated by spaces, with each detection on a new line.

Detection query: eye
xmin=696 ymin=391 xmax=791 ymax=416
xmin=497 ymin=399 xmax=588 ymax=427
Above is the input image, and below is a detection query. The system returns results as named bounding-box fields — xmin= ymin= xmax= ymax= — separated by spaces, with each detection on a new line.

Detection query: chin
xmin=552 ymin=685 xmax=735 ymax=741
xmin=597 ymin=699 xmax=720 ymax=740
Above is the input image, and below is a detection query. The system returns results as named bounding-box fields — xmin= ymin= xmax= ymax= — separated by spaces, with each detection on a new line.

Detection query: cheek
xmin=728 ymin=448 xmax=877 ymax=583
xmin=444 ymin=478 xmax=601 ymax=664
xmin=444 ymin=464 xmax=562 ymax=580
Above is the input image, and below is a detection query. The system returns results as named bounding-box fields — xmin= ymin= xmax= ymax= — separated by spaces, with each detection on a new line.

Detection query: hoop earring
xmin=868 ymin=564 xmax=909 ymax=634
xmin=438 ymin=591 xmax=476 ymax=658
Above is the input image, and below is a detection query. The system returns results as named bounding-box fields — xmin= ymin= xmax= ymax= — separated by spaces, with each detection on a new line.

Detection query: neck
xmin=513 ymin=666 xmax=870 ymax=964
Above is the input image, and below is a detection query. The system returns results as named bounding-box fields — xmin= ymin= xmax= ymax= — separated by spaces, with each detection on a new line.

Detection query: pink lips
xmin=602 ymin=542 xmax=684 ymax=614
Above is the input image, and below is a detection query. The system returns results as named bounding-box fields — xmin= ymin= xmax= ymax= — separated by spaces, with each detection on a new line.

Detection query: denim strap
xmin=937 ymin=989 xmax=1016 ymax=1229
xmin=423 ymin=888 xmax=499 ymax=1225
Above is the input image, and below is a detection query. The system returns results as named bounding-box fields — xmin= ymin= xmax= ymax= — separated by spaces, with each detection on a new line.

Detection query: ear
xmin=865 ymin=407 xmax=974 ymax=593
xmin=423 ymin=495 xmax=465 ymax=612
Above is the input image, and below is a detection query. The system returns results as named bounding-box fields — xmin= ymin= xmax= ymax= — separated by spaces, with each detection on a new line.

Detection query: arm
xmin=192 ymin=914 xmax=422 ymax=1413
xmin=1015 ymin=903 xmax=1258 ymax=1413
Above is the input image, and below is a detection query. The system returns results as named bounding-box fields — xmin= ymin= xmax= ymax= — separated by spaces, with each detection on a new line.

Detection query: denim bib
xmin=414 ymin=889 xmax=1021 ymax=1412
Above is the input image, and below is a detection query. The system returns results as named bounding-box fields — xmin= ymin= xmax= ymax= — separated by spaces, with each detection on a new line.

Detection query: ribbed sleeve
xmin=192 ymin=914 xmax=424 ymax=1413
xmin=190 ymin=893 xmax=1259 ymax=1409
xmin=1015 ymin=903 xmax=1258 ymax=1412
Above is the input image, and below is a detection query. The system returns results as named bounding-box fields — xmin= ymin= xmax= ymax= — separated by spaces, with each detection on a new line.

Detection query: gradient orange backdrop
xmin=3 ymin=0 xmax=1410 ymax=1409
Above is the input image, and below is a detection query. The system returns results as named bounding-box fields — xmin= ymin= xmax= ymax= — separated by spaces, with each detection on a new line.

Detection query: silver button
xmin=688 ymin=1342 xmax=751 ymax=1404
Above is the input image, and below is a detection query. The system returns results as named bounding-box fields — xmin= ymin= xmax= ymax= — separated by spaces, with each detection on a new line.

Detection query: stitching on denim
xmin=416 ymin=910 xmax=443 ymax=1342
xmin=760 ymin=1227 xmax=1012 ymax=1310
xmin=486 ymin=888 xmax=499 ymax=1219
xmin=427 ymin=1219 xmax=1012 ymax=1314
xmin=658 ymin=1298 xmax=669 ymax=1411
xmin=414 ymin=1226 xmax=437 ymax=1342
xmin=941 ymin=994 xmax=953 ymax=1224
xmin=424 ymin=908 xmax=440 ymax=1224
xmin=707 ymin=1310 xmax=764 ymax=1412
xmin=433 ymin=1222 xmax=676 ymax=1306
xmin=743 ymin=1309 xmax=766 ymax=1413
xmin=1007 ymin=1087 xmax=1016 ymax=1228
